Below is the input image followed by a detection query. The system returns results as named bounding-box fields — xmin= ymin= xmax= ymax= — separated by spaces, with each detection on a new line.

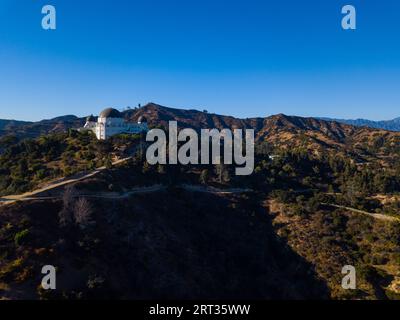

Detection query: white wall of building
xmin=89 ymin=117 xmax=148 ymax=140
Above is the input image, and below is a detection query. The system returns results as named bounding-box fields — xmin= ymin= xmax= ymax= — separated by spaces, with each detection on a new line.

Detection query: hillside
xmin=0 ymin=188 xmax=328 ymax=299
xmin=0 ymin=119 xmax=32 ymax=131
xmin=1 ymin=103 xmax=400 ymax=300
xmin=130 ymin=103 xmax=400 ymax=161
xmin=2 ymin=103 xmax=400 ymax=198
xmin=1 ymin=149 xmax=399 ymax=300
xmin=2 ymin=103 xmax=400 ymax=162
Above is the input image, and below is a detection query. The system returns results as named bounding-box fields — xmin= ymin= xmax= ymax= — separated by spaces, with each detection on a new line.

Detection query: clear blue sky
xmin=0 ymin=0 xmax=399 ymax=121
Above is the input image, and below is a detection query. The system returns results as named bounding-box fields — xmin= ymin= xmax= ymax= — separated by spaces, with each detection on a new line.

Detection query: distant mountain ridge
xmin=0 ymin=115 xmax=85 ymax=139
xmin=0 ymin=119 xmax=32 ymax=130
xmin=319 ymin=117 xmax=400 ymax=132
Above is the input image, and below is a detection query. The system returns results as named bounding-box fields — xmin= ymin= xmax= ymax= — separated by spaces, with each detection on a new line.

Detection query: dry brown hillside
xmin=129 ymin=103 xmax=400 ymax=161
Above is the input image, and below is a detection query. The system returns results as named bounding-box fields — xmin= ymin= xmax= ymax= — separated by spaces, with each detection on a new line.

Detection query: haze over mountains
xmin=319 ymin=117 xmax=400 ymax=132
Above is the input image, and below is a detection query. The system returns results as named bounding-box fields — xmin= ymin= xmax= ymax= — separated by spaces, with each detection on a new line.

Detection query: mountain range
xmin=127 ymin=104 xmax=400 ymax=164
xmin=1 ymin=103 xmax=400 ymax=166
xmin=319 ymin=116 xmax=400 ymax=132
xmin=1 ymin=104 xmax=399 ymax=143
xmin=0 ymin=116 xmax=84 ymax=139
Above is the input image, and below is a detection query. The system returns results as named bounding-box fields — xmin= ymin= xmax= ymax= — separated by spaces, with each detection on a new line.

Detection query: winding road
xmin=1 ymin=159 xmax=398 ymax=224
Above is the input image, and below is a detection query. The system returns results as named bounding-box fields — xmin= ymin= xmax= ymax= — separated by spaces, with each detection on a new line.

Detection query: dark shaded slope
xmin=0 ymin=188 xmax=328 ymax=299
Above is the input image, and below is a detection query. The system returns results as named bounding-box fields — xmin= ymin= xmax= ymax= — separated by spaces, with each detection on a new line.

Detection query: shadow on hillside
xmin=0 ymin=188 xmax=329 ymax=300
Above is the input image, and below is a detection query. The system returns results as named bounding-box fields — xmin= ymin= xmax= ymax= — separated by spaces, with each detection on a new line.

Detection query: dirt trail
xmin=322 ymin=203 xmax=399 ymax=222
xmin=181 ymin=184 xmax=253 ymax=194
xmin=0 ymin=179 xmax=252 ymax=207
xmin=0 ymin=157 xmax=131 ymax=206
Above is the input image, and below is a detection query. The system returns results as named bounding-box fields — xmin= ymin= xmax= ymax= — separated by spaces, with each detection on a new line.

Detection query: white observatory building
xmin=82 ymin=108 xmax=148 ymax=140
